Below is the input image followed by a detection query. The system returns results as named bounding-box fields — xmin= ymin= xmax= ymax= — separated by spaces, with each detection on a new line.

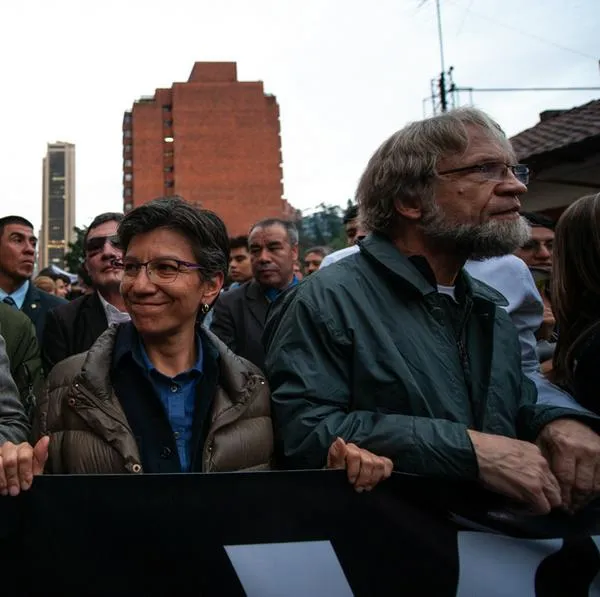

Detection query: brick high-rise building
xmin=40 ymin=142 xmax=76 ymax=269
xmin=123 ymin=62 xmax=287 ymax=235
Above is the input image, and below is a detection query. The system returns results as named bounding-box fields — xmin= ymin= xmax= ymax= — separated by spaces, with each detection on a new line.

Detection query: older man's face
xmin=424 ymin=125 xmax=530 ymax=259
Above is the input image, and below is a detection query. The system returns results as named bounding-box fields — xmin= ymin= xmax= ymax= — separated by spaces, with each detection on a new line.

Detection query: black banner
xmin=1 ymin=471 xmax=599 ymax=596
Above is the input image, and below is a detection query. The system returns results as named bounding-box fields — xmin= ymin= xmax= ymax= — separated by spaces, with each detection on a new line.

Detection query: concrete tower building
xmin=40 ymin=142 xmax=76 ymax=269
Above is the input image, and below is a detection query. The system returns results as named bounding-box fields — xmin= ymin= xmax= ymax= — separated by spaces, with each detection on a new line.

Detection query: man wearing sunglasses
xmin=42 ymin=212 xmax=129 ymax=374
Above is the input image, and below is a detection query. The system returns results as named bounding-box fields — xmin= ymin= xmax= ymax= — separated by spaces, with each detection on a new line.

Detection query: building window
xmin=124 ymin=159 xmax=132 ymax=168
xmin=164 ymin=120 xmax=173 ymax=127
xmin=124 ymin=201 xmax=133 ymax=212
xmin=124 ymin=173 xmax=132 ymax=182
xmin=164 ymin=166 xmax=174 ymax=173
xmin=162 ymin=105 xmax=172 ymax=112
xmin=124 ymin=130 xmax=132 ymax=138
xmin=165 ymin=180 xmax=174 ymax=188
xmin=164 ymin=150 xmax=174 ymax=158
xmin=164 ymin=136 xmax=174 ymax=143
xmin=124 ymin=188 xmax=132 ymax=197
xmin=124 ymin=144 xmax=132 ymax=153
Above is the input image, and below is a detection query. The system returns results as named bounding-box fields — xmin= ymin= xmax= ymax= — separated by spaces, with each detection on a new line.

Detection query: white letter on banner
xmin=457 ymin=532 xmax=600 ymax=597
xmin=225 ymin=540 xmax=354 ymax=597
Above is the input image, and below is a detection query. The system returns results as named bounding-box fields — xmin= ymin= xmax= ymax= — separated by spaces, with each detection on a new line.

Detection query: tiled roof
xmin=510 ymin=99 xmax=600 ymax=160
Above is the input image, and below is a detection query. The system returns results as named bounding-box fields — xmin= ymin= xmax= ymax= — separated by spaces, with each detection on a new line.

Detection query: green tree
xmin=63 ymin=226 xmax=87 ymax=273
xmin=299 ymin=203 xmax=347 ymax=252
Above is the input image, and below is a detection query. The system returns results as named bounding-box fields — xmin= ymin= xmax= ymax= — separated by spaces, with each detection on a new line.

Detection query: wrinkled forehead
xmin=249 ymin=224 xmax=288 ymax=245
xmin=440 ymin=124 xmax=516 ymax=170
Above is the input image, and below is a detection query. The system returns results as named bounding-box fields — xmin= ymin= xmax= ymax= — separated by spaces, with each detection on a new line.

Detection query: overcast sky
xmin=1 ymin=0 xmax=598 ymax=231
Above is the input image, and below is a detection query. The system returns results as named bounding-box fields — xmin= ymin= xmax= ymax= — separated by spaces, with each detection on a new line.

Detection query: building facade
xmin=510 ymin=100 xmax=600 ymax=219
xmin=40 ymin=142 xmax=76 ymax=269
xmin=123 ymin=62 xmax=287 ymax=236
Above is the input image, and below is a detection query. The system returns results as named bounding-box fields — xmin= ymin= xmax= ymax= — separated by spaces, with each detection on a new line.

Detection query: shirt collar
xmin=0 ymin=280 xmax=30 ymax=309
xmin=97 ymin=291 xmax=131 ymax=326
xmin=114 ymin=322 xmax=204 ymax=377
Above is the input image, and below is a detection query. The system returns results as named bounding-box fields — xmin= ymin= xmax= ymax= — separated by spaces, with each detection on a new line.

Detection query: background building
xmin=40 ymin=142 xmax=76 ymax=269
xmin=123 ymin=62 xmax=286 ymax=235
xmin=510 ymin=99 xmax=600 ymax=219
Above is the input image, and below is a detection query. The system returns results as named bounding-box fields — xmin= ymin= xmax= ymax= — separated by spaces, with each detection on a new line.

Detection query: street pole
xmin=435 ymin=0 xmax=448 ymax=112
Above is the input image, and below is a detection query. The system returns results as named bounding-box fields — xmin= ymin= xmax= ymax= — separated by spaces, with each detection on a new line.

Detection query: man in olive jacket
xmin=264 ymin=107 xmax=600 ymax=514
xmin=0 ymin=302 xmax=43 ymax=416
xmin=0 ymin=334 xmax=30 ymax=446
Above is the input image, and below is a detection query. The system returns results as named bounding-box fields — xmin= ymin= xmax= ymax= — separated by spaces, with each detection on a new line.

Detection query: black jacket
xmin=263 ymin=233 xmax=598 ymax=477
xmin=42 ymin=292 xmax=108 ymax=374
xmin=210 ymin=280 xmax=269 ymax=372
xmin=21 ymin=283 xmax=66 ymax=344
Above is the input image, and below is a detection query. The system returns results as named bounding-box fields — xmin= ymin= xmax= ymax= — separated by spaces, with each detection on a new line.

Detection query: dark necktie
xmin=2 ymin=296 xmax=18 ymax=309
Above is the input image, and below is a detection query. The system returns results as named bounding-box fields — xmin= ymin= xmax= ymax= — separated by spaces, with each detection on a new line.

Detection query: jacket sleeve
xmin=0 ymin=335 xmax=30 ymax=444
xmin=264 ymin=293 xmax=478 ymax=480
xmin=210 ymin=295 xmax=238 ymax=354
xmin=41 ymin=308 xmax=68 ymax=376
xmin=11 ymin=319 xmax=43 ymax=419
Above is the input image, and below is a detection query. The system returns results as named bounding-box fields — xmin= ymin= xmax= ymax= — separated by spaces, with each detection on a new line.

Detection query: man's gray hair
xmin=356 ymin=107 xmax=515 ymax=235
xmin=250 ymin=218 xmax=299 ymax=246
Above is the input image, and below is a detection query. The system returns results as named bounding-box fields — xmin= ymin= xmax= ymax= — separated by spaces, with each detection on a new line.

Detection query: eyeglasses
xmin=112 ymin=258 xmax=203 ymax=284
xmin=86 ymin=235 xmax=122 ymax=255
xmin=437 ymin=162 xmax=530 ymax=185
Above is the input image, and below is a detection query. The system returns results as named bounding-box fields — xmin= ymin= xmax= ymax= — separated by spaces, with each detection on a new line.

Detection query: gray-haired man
xmin=211 ymin=218 xmax=299 ymax=371
xmin=265 ymin=107 xmax=600 ymax=512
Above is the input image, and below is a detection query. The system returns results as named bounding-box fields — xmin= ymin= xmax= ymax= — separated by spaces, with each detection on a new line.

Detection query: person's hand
xmin=467 ymin=430 xmax=561 ymax=514
xmin=326 ymin=437 xmax=393 ymax=492
xmin=0 ymin=436 xmax=50 ymax=496
xmin=537 ymin=419 xmax=600 ymax=511
xmin=537 ymin=296 xmax=556 ymax=341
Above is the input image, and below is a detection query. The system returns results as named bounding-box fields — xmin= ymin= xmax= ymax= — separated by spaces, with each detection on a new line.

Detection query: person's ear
xmin=201 ymin=272 xmax=224 ymax=305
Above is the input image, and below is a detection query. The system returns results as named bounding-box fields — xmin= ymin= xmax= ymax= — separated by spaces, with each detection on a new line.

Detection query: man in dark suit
xmin=0 ymin=216 xmax=66 ymax=343
xmin=210 ymin=218 xmax=299 ymax=371
xmin=42 ymin=212 xmax=128 ymax=373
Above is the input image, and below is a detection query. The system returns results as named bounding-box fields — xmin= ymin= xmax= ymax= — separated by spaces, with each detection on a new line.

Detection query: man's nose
xmin=102 ymin=244 xmax=121 ymax=259
xmin=257 ymin=248 xmax=272 ymax=262
xmin=500 ymin=171 xmax=528 ymax=196
xmin=536 ymin=243 xmax=552 ymax=259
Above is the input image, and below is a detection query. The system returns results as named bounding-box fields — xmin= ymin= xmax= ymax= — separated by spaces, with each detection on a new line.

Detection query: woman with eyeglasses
xmin=551 ymin=193 xmax=600 ymax=415
xmin=0 ymin=197 xmax=393 ymax=495
xmin=0 ymin=197 xmax=273 ymax=488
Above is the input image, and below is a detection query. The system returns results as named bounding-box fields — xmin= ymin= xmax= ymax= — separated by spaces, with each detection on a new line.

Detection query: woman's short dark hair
xmin=118 ymin=196 xmax=229 ymax=280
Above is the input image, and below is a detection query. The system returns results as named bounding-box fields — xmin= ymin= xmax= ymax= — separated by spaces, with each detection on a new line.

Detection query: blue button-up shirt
xmin=0 ymin=280 xmax=29 ymax=310
xmin=132 ymin=336 xmax=203 ymax=472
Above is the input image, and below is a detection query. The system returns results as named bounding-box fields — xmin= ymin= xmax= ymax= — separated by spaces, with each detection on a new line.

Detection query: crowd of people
xmin=1 ymin=106 xmax=600 ymax=517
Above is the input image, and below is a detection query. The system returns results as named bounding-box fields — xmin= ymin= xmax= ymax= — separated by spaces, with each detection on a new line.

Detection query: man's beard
xmin=420 ymin=203 xmax=531 ymax=260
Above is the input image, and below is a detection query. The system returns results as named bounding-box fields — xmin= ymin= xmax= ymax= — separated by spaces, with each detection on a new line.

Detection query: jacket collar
xmin=359 ymin=233 xmax=508 ymax=307
xmin=80 ymin=321 xmax=258 ymax=407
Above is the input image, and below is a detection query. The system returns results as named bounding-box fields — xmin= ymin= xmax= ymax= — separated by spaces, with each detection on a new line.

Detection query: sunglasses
xmin=86 ymin=235 xmax=122 ymax=254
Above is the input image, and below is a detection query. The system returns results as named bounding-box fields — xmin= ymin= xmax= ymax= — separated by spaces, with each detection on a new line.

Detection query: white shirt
xmin=320 ymin=245 xmax=360 ymax=269
xmin=97 ymin=292 xmax=131 ymax=327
